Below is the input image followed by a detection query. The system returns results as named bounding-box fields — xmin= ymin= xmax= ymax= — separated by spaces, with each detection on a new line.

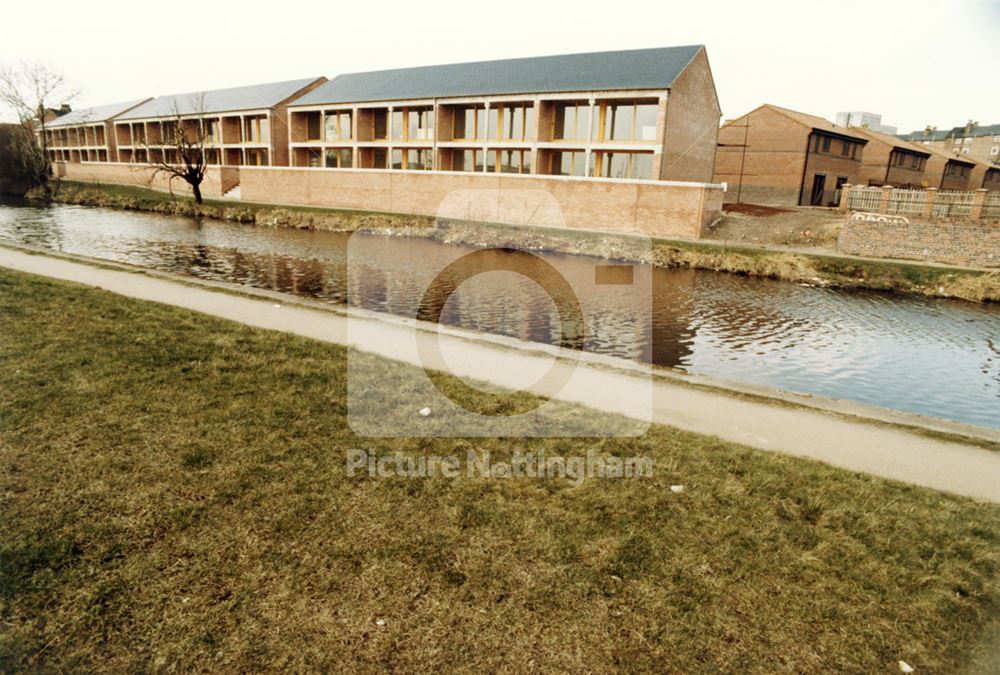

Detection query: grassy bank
xmin=37 ymin=180 xmax=436 ymax=231
xmin=36 ymin=180 xmax=1000 ymax=302
xmin=1 ymin=268 xmax=999 ymax=672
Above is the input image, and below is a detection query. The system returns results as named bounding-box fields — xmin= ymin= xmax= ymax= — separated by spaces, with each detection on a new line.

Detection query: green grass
xmin=1 ymin=270 xmax=999 ymax=672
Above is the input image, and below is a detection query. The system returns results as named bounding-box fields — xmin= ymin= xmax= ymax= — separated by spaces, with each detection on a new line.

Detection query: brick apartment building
xmin=713 ymin=104 xmax=868 ymax=206
xmin=43 ymin=99 xmax=149 ymax=164
xmin=111 ymin=78 xmax=325 ymax=167
xmin=284 ymin=45 xmax=721 ymax=182
xmin=902 ymin=121 xmax=1000 ymax=168
xmin=846 ymin=126 xmax=931 ymax=188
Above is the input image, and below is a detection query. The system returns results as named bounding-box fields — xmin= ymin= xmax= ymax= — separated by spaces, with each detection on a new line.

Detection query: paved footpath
xmin=2 ymin=243 xmax=998 ymax=503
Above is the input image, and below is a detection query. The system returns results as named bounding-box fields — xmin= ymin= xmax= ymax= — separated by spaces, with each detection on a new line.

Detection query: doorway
xmin=809 ymin=174 xmax=826 ymax=206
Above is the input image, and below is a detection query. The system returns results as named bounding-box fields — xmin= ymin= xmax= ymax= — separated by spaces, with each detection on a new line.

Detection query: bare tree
xmin=0 ymin=61 xmax=78 ymax=197
xmin=138 ymin=96 xmax=210 ymax=204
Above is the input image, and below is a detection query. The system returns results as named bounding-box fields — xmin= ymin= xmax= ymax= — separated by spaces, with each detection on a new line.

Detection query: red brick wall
xmin=838 ymin=217 xmax=1000 ymax=267
xmin=53 ymin=161 xmax=227 ymax=198
xmin=660 ymin=48 xmax=721 ymax=183
xmin=239 ymin=167 xmax=721 ymax=239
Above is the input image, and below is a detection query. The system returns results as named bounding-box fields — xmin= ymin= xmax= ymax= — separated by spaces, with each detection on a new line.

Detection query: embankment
xmin=35 ymin=180 xmax=1000 ymax=303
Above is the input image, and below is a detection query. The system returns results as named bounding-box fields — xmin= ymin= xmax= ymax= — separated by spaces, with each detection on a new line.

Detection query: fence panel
xmin=983 ymin=192 xmax=1000 ymax=220
xmin=932 ymin=190 xmax=975 ymax=218
xmin=886 ymin=188 xmax=926 ymax=216
xmin=846 ymin=186 xmax=882 ymax=211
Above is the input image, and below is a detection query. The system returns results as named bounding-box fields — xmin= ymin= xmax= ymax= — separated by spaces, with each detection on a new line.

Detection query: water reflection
xmin=0 ymin=199 xmax=998 ymax=429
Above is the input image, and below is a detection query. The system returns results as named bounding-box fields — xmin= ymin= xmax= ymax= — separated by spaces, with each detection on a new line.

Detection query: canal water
xmin=1 ymin=200 xmax=998 ymax=429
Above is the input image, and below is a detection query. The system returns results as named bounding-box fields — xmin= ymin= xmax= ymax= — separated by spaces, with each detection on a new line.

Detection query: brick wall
xmin=239 ymin=167 xmax=722 ymax=239
xmin=52 ymin=161 xmax=228 ymax=198
xmin=838 ymin=216 xmax=1000 ymax=268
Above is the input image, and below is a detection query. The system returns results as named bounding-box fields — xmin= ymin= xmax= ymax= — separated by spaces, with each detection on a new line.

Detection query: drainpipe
xmin=797 ymin=132 xmax=813 ymax=206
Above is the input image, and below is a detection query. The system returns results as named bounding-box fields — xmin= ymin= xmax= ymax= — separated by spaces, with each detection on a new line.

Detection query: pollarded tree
xmin=138 ymin=97 xmax=210 ymax=204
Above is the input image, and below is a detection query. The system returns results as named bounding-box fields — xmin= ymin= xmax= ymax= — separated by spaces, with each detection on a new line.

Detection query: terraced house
xmin=713 ymin=104 xmax=868 ymax=206
xmin=285 ymin=45 xmax=720 ymax=182
xmin=847 ymin=126 xmax=931 ymax=189
xmin=112 ymin=78 xmax=325 ymax=167
xmin=42 ymin=99 xmax=149 ymax=164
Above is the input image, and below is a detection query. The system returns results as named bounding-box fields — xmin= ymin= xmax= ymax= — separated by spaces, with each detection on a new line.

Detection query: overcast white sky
xmin=1 ymin=0 xmax=996 ymax=132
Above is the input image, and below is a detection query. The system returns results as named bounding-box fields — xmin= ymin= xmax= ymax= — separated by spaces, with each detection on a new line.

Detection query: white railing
xmin=886 ymin=188 xmax=926 ymax=216
xmin=983 ymin=191 xmax=1000 ymax=220
xmin=846 ymin=186 xmax=882 ymax=211
xmin=932 ymin=190 xmax=975 ymax=218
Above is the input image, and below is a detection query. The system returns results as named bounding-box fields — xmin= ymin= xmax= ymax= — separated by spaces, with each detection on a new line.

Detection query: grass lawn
xmin=1 ymin=267 xmax=999 ymax=672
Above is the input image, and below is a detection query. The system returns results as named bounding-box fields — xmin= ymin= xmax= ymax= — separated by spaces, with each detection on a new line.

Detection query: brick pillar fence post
xmin=970 ymin=188 xmax=988 ymax=220
xmin=878 ymin=185 xmax=894 ymax=214
xmin=838 ymin=184 xmax=852 ymax=213
xmin=922 ymin=187 xmax=938 ymax=220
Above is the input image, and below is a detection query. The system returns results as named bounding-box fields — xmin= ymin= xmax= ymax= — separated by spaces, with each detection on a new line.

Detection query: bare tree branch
xmin=0 ymin=60 xmax=78 ymax=197
xmin=135 ymin=94 xmax=209 ymax=204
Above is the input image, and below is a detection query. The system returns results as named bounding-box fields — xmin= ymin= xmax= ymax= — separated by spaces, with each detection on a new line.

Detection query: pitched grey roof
xmin=117 ymin=78 xmax=322 ymax=120
xmin=46 ymin=99 xmax=149 ymax=128
xmin=292 ymin=46 xmax=704 ymax=106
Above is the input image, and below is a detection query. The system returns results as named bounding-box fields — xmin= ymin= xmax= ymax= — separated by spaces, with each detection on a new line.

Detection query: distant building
xmin=900 ymin=121 xmax=1000 ymax=168
xmin=714 ymin=104 xmax=868 ymax=206
xmin=835 ymin=111 xmax=897 ymax=136
xmin=44 ymin=99 xmax=150 ymax=163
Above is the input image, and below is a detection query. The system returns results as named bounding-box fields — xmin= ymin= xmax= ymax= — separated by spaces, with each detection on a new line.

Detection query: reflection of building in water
xmin=650 ymin=266 xmax=697 ymax=368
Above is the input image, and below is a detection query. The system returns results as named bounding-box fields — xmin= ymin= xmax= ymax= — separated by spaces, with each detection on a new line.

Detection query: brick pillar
xmin=970 ymin=188 xmax=988 ymax=220
xmin=922 ymin=187 xmax=938 ymax=220
xmin=878 ymin=185 xmax=893 ymax=214
xmin=838 ymin=184 xmax=851 ymax=213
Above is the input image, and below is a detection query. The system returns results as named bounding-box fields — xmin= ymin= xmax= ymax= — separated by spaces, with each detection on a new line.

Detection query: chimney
xmin=58 ymin=103 xmax=71 ymax=115
xmin=964 ymin=120 xmax=975 ymax=134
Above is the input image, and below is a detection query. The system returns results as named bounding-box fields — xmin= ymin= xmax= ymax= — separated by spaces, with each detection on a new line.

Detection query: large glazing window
xmin=599 ymin=100 xmax=659 ymax=141
xmin=553 ymin=103 xmax=590 ymax=141
xmin=324 ymin=111 xmax=352 ymax=141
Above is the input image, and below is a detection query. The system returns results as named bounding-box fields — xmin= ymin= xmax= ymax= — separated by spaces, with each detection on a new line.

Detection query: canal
xmin=1 ymin=200 xmax=998 ymax=429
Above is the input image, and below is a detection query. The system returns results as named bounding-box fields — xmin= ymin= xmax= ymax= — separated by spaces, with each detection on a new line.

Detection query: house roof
xmin=291 ymin=45 xmax=704 ymax=106
xmin=943 ymin=123 xmax=1000 ymax=140
xmin=46 ymin=99 xmax=149 ymax=128
xmin=847 ymin=126 xmax=931 ymax=157
xmin=117 ymin=78 xmax=323 ymax=120
xmin=747 ymin=104 xmax=869 ymax=143
xmin=899 ymin=128 xmax=950 ymax=142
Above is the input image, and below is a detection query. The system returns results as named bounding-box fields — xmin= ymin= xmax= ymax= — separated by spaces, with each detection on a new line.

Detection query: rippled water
xmin=1 ymin=200 xmax=998 ymax=428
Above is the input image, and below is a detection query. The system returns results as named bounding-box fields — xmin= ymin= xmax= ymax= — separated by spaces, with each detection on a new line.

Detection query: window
xmin=599 ymin=100 xmax=659 ymax=142
xmin=408 ymin=109 xmax=434 ymax=141
xmin=372 ymin=148 xmax=387 ymax=168
xmin=841 ymin=140 xmax=851 ymax=156
xmin=324 ymin=111 xmax=352 ymax=141
xmin=553 ymin=102 xmax=590 ymax=141
xmin=373 ymin=110 xmax=388 ymax=140
xmin=325 ymin=147 xmax=352 ymax=168
xmin=592 ymin=151 xmax=654 ymax=179
xmin=203 ymin=119 xmax=219 ymax=144
xmin=991 ymin=146 xmax=999 ymax=156
xmin=552 ymin=150 xmax=586 ymax=176
xmin=305 ymin=112 xmax=321 ymax=141
xmin=964 ymin=138 xmax=972 ymax=144
xmin=453 ymin=105 xmax=486 ymax=141
xmin=497 ymin=103 xmax=534 ymax=141
xmin=454 ymin=149 xmax=484 ymax=172
xmin=498 ymin=149 xmax=532 ymax=174
xmin=406 ymin=148 xmax=433 ymax=170
xmin=391 ymin=111 xmax=404 ymax=140
xmin=821 ymin=136 xmax=831 ymax=152
xmin=391 ymin=108 xmax=433 ymax=141
xmin=910 ymin=154 xmax=920 ymax=169
xmin=244 ymin=117 xmax=269 ymax=144
xmin=245 ymin=148 xmax=268 ymax=166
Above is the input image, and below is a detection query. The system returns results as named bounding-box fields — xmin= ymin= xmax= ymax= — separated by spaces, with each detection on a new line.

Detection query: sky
xmin=1 ymin=0 xmax=997 ymax=132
